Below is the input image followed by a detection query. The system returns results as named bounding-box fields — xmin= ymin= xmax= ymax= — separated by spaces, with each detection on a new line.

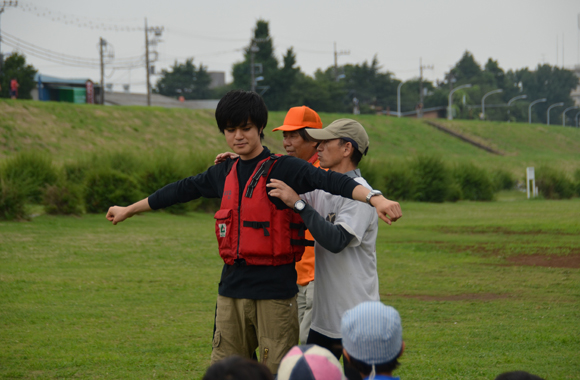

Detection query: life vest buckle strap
xmin=291 ymin=239 xmax=315 ymax=247
xmin=245 ymin=160 xmax=269 ymax=198
xmin=243 ymin=220 xmax=271 ymax=236
xmin=290 ymin=222 xmax=306 ymax=237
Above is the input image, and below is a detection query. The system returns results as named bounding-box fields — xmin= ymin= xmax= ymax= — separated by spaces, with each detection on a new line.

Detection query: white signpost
xmin=526 ymin=167 xmax=538 ymax=199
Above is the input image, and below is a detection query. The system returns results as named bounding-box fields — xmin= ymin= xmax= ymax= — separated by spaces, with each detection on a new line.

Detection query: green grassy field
xmin=1 ymin=197 xmax=579 ymax=379
xmin=2 ymin=100 xmax=579 ymax=176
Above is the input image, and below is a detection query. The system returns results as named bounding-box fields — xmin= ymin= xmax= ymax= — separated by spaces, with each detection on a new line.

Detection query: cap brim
xmin=304 ymin=128 xmax=339 ymax=141
xmin=271 ymin=125 xmax=309 ymax=132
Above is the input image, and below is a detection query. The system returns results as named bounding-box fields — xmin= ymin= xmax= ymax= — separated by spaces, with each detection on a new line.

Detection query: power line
xmin=2 ymin=30 xmax=144 ymax=69
xmin=16 ymin=1 xmax=143 ymax=32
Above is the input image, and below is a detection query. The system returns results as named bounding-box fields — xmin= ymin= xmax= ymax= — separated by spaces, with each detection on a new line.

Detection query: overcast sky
xmin=2 ymin=0 xmax=579 ymax=94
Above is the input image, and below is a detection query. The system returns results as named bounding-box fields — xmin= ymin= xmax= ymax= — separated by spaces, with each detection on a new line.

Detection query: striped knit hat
xmin=341 ymin=302 xmax=403 ymax=365
xmin=277 ymin=345 xmax=346 ymax=380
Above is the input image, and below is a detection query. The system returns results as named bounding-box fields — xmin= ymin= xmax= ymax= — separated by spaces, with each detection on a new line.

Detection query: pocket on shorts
xmin=212 ymin=330 xmax=221 ymax=348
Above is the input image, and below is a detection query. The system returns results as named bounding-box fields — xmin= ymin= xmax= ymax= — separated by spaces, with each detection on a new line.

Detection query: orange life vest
xmin=214 ymin=155 xmax=311 ymax=266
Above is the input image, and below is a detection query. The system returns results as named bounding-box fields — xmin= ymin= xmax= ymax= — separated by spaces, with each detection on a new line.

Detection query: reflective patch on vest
xmin=219 ymin=223 xmax=227 ymax=237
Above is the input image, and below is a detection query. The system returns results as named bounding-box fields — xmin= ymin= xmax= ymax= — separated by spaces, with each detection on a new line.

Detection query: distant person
xmin=341 ymin=302 xmax=404 ymax=380
xmin=495 ymin=371 xmax=546 ymax=380
xmin=10 ymin=78 xmax=19 ymax=99
xmin=277 ymin=344 xmax=346 ymax=380
xmin=203 ymin=356 xmax=273 ymax=380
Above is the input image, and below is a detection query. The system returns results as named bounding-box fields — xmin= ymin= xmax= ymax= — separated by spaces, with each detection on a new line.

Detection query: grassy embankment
xmin=1 ymin=199 xmax=579 ymax=379
xmin=1 ymin=99 xmax=579 ymax=177
xmin=1 ymin=99 xmax=579 ymax=378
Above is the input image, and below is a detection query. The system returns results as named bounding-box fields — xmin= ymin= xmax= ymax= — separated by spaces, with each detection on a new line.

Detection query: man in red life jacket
xmin=106 ymin=90 xmax=402 ymax=374
xmin=218 ymin=106 xmax=324 ymax=344
xmin=217 ymin=106 xmax=324 ymax=345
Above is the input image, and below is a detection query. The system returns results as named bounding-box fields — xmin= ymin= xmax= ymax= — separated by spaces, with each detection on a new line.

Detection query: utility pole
xmin=144 ymin=18 xmax=163 ymax=106
xmin=250 ymin=41 xmax=259 ymax=92
xmin=0 ymin=1 xmax=18 ymax=76
xmin=418 ymin=57 xmax=433 ymax=118
xmin=249 ymin=38 xmax=267 ymax=93
xmin=99 ymin=37 xmax=106 ymax=105
xmin=145 ymin=18 xmax=151 ymax=106
xmin=333 ymin=42 xmax=350 ymax=81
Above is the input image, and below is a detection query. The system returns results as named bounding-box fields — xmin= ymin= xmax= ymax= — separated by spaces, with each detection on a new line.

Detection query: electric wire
xmin=2 ymin=30 xmax=145 ymax=69
xmin=15 ymin=1 xmax=144 ymax=32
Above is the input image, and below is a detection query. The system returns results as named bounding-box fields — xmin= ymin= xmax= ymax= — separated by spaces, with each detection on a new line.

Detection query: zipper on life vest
xmin=236 ymin=197 xmax=241 ymax=259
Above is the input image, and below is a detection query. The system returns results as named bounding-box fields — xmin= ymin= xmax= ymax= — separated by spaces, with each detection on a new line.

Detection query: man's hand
xmin=352 ymin=185 xmax=402 ymax=225
xmin=106 ymin=206 xmax=132 ymax=225
xmin=214 ymin=152 xmax=238 ymax=165
xmin=266 ymin=179 xmax=301 ymax=208
xmin=370 ymin=196 xmax=402 ymax=225
xmin=106 ymin=198 xmax=152 ymax=225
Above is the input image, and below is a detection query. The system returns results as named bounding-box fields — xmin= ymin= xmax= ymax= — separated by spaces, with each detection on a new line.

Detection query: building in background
xmin=32 ymin=74 xmax=102 ymax=104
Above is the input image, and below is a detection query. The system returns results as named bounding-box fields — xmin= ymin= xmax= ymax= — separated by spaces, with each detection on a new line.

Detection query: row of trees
xmin=0 ymin=53 xmax=37 ymax=99
xmin=154 ymin=20 xmax=579 ymax=124
xmin=438 ymin=52 xmax=579 ymax=124
xmin=3 ymin=20 xmax=578 ymax=124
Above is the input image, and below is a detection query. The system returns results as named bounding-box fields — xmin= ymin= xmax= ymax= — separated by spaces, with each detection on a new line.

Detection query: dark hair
xmin=203 ymin=356 xmax=273 ymax=380
xmin=495 ymin=371 xmax=546 ymax=380
xmin=215 ymin=90 xmax=268 ymax=140
xmin=338 ymin=139 xmax=363 ymax=166
xmin=296 ymin=128 xmax=315 ymax=142
xmin=345 ymin=354 xmax=400 ymax=376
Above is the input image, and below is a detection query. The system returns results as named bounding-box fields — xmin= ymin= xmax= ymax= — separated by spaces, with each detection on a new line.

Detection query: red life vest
xmin=214 ymin=155 xmax=310 ymax=266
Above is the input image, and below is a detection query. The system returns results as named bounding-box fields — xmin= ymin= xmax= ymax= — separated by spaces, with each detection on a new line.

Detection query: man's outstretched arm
xmin=106 ymin=198 xmax=152 ymax=225
xmin=351 ymin=185 xmax=402 ymax=225
xmin=268 ymin=179 xmax=402 ymax=226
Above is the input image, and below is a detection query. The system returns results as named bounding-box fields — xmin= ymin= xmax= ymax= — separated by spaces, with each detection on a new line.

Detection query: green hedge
xmin=0 ymin=151 xmax=58 ymax=203
xmin=84 ymin=168 xmax=143 ymax=213
xmin=0 ymin=150 xmax=577 ymax=220
xmin=0 ymin=177 xmax=27 ymax=220
xmin=536 ymin=166 xmax=575 ymax=199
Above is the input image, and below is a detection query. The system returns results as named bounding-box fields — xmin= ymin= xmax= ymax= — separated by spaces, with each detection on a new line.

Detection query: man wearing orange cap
xmin=271 ymin=106 xmax=324 ymax=345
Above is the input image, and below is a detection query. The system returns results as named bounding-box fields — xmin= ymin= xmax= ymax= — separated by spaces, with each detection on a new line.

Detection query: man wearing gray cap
xmin=341 ymin=302 xmax=404 ymax=380
xmin=268 ymin=118 xmax=398 ymax=378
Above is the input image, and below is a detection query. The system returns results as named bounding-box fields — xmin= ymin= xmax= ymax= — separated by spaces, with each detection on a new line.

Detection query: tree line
xmin=154 ymin=19 xmax=579 ymax=124
xmin=2 ymin=18 xmax=578 ymax=124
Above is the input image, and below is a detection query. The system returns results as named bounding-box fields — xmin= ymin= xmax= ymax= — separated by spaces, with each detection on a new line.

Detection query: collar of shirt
xmin=344 ymin=168 xmax=361 ymax=179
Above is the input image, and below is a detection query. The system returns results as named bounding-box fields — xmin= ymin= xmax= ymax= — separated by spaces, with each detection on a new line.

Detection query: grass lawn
xmin=1 ymin=196 xmax=579 ymax=379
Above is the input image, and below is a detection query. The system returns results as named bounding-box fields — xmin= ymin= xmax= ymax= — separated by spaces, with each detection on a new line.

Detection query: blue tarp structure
xmin=35 ymin=74 xmax=100 ymax=104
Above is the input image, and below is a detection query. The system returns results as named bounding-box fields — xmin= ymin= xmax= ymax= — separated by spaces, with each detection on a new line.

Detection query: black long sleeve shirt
xmin=148 ymin=147 xmax=359 ymax=300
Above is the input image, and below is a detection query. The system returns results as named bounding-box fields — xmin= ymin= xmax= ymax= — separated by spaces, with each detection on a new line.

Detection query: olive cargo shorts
xmin=211 ymin=295 xmax=299 ymax=374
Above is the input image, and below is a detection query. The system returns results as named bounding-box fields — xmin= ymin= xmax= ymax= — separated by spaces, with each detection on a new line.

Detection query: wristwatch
xmin=293 ymin=199 xmax=307 ymax=213
xmin=365 ymin=189 xmax=383 ymax=206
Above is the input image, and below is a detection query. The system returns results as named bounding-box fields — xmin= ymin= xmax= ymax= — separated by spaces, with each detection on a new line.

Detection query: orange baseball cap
xmin=272 ymin=106 xmax=323 ymax=131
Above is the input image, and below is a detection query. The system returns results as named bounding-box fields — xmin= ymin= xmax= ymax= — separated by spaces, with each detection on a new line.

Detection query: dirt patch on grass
xmin=447 ymin=244 xmax=580 ymax=268
xmin=385 ymin=293 xmax=513 ymax=301
xmin=414 ymin=241 xmax=580 ymax=268
xmin=504 ymin=253 xmax=580 ymax=268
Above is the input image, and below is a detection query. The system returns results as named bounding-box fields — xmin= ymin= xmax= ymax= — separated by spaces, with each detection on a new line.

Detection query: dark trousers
xmin=306 ymin=329 xmax=362 ymax=380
